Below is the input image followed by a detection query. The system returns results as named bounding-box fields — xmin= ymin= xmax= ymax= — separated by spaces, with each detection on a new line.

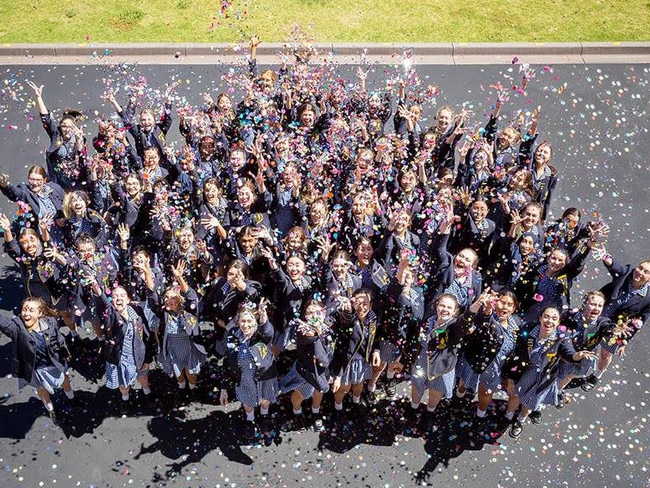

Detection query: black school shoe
xmin=384 ymin=378 xmax=399 ymax=399
xmin=528 ymin=410 xmax=543 ymax=424
xmin=509 ymin=419 xmax=523 ymax=438
xmin=581 ymin=374 xmax=599 ymax=391
xmin=243 ymin=420 xmax=257 ymax=442
xmin=48 ymin=408 xmax=61 ymax=426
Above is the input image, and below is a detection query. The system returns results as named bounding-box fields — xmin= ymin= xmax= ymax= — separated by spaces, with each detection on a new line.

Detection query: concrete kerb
xmin=1 ymin=42 xmax=649 ymax=64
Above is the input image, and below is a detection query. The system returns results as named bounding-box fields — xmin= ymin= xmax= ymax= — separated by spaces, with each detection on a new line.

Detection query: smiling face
xmin=300 ymin=107 xmax=315 ymax=127
xmin=285 ymin=229 xmax=304 ymax=250
xmin=143 ymin=148 xmax=160 ymax=169
xmin=163 ymin=289 xmax=182 ymax=313
xmin=436 ymin=108 xmax=453 ymax=132
xmin=140 ymin=111 xmax=155 ymax=132
xmin=511 ymin=170 xmax=529 ymax=190
xmin=547 ymin=249 xmax=568 ymax=274
xmin=393 ymin=212 xmax=411 ymax=235
xmin=226 ymin=264 xmax=243 ymax=286
xmin=217 ymin=94 xmax=233 ymax=112
xmin=519 ymin=235 xmax=536 ymax=256
xmin=229 ymin=149 xmax=247 ymax=173
xmin=539 ymin=307 xmax=560 ymax=337
xmin=18 ymin=232 xmax=40 ymax=257
xmin=59 ymin=118 xmax=75 ymax=140
xmin=583 ymin=293 xmax=605 ymax=321
xmin=238 ymin=311 xmax=257 ymax=337
xmin=21 ymin=299 xmax=43 ymax=328
xmin=498 ymin=127 xmax=519 ymax=149
xmin=522 ymin=205 xmax=541 ymax=229
xmin=286 ymin=256 xmax=306 ymax=281
xmin=76 ymin=241 xmax=96 ymax=262
xmin=27 ymin=171 xmax=46 ymax=194
xmin=282 ymin=164 xmax=298 ymax=187
xmin=352 ymin=293 xmax=372 ymax=321
xmin=534 ymin=143 xmax=552 ymax=167
xmin=453 ymin=249 xmax=478 ymax=275
xmin=237 ymin=184 xmax=255 ymax=209
xmin=436 ymin=295 xmax=459 ymax=323
xmin=236 ymin=231 xmax=256 ymax=253
xmin=70 ymin=193 xmax=87 ymax=217
xmin=351 ymin=194 xmax=368 ymax=218
xmin=178 ymin=228 xmax=194 ymax=252
xmin=258 ymin=71 xmax=276 ymax=91
xmin=400 ymin=170 xmax=417 ymax=193
xmin=632 ymin=261 xmax=650 ymax=288
xmin=401 ymin=267 xmax=415 ymax=288
xmin=112 ymin=287 xmax=130 ymax=313
xmin=332 ymin=257 xmax=349 ymax=280
xmin=469 ymin=200 xmax=488 ymax=224
xmin=125 ymin=176 xmax=142 ymax=198
xmin=309 ymin=201 xmax=327 ymax=225
xmin=495 ymin=294 xmax=516 ymax=322
xmin=355 ymin=241 xmax=373 ymax=266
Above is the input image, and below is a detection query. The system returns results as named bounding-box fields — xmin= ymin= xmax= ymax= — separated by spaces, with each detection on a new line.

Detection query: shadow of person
xmin=317 ymin=398 xmax=405 ymax=453
xmin=413 ymin=399 xmax=510 ymax=484
xmin=0 ymin=262 xmax=25 ymax=313
xmin=66 ymin=336 xmax=109 ymax=384
xmin=56 ymin=386 xmax=118 ymax=438
xmin=134 ymin=409 xmax=255 ymax=480
xmin=0 ymin=395 xmax=41 ymax=439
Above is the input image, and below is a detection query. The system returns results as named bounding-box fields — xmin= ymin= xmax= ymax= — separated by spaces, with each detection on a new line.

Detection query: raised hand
xmin=26 ymin=80 xmax=44 ymax=98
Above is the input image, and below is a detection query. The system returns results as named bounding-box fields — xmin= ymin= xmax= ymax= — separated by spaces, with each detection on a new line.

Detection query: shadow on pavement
xmin=134 ymin=409 xmax=256 ymax=480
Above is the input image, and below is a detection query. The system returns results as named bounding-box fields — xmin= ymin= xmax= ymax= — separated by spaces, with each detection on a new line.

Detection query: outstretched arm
xmin=27 ymin=80 xmax=48 ymax=115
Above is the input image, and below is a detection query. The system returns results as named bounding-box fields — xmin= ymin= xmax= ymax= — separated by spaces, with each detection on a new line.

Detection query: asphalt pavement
xmin=0 ymin=54 xmax=648 ymax=488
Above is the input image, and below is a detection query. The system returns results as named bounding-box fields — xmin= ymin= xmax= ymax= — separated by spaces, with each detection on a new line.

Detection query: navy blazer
xmin=1 ymin=181 xmax=65 ymax=219
xmin=600 ymin=259 xmax=650 ymax=327
xmin=0 ymin=315 xmax=69 ymax=384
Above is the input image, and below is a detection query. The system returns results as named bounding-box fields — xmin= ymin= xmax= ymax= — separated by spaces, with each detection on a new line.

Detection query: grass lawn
xmin=0 ymin=0 xmax=648 ymax=44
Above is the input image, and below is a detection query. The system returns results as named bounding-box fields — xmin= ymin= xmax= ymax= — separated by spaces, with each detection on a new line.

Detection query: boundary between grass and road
xmin=1 ymin=42 xmax=649 ymax=65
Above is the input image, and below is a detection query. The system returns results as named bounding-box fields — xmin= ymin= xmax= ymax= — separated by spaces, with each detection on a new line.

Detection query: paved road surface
xmin=0 ymin=59 xmax=648 ymax=488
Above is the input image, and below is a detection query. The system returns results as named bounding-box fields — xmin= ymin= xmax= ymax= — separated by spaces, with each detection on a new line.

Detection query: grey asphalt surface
xmin=0 ymin=54 xmax=648 ymax=488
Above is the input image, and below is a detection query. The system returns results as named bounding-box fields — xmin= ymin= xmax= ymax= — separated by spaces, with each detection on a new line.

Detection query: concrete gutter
xmin=0 ymin=42 xmax=648 ymax=65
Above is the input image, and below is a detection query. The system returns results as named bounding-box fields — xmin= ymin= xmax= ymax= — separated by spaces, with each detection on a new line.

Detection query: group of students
xmin=1 ymin=41 xmax=648 ymax=442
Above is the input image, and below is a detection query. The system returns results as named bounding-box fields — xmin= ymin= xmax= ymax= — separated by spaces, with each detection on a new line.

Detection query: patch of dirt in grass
xmin=110 ymin=9 xmax=145 ymax=31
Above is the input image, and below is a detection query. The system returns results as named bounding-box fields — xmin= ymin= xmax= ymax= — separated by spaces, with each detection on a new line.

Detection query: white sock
xmin=411 ymin=401 xmax=419 ymax=410
xmin=188 ymin=382 xmax=197 ymax=390
xmin=44 ymin=402 xmax=54 ymax=412
xmin=517 ymin=413 xmax=527 ymax=423
xmin=178 ymin=381 xmax=186 ymax=389
xmin=246 ymin=411 xmax=255 ymax=422
xmin=142 ymin=386 xmax=151 ymax=395
xmin=334 ymin=402 xmax=343 ymax=411
xmin=64 ymin=389 xmax=75 ymax=399
xmin=594 ymin=369 xmax=604 ymax=379
xmin=293 ymin=408 xmax=303 ymax=415
xmin=121 ymin=393 xmax=130 ymax=401
xmin=311 ymin=406 xmax=320 ymax=415
xmin=455 ymin=388 xmax=466 ymax=398
xmin=476 ymin=407 xmax=487 ymax=418
xmin=367 ymin=384 xmax=376 ymax=393
xmin=427 ymin=406 xmax=436 ymax=413
xmin=352 ymin=395 xmax=361 ymax=404
xmin=505 ymin=410 xmax=515 ymax=421
xmin=70 ymin=329 xmax=79 ymax=337
xmin=387 ymin=370 xmax=395 ymax=379
xmin=260 ymin=406 xmax=269 ymax=416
